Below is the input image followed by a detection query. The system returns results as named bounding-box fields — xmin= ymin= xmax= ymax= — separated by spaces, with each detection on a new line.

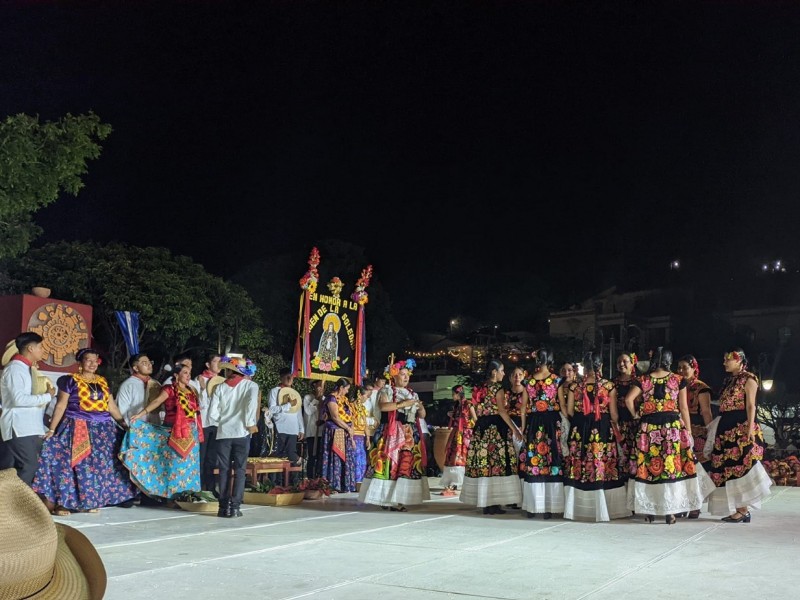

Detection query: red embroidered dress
xmin=520 ymin=375 xmax=563 ymax=480
xmin=613 ymin=375 xmax=638 ymax=480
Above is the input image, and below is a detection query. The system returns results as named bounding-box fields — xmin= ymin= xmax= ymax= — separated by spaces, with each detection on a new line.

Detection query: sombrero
xmin=277 ymin=387 xmax=302 ymax=413
xmin=205 ymin=375 xmax=226 ymax=400
xmin=2 ymin=340 xmax=18 ymax=368
xmin=0 ymin=469 xmax=107 ymax=599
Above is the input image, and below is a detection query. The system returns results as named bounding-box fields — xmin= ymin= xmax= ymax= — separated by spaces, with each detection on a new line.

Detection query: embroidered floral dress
xmin=563 ymin=378 xmax=627 ymax=521
xmin=460 ymin=383 xmax=521 ymax=508
xmin=686 ymin=378 xmax=712 ymax=461
xmin=350 ymin=397 xmax=369 ymax=484
xmin=628 ymin=373 xmax=714 ymax=516
xmin=34 ymin=374 xmax=137 ymax=510
xmin=520 ymin=374 xmax=564 ymax=514
xmin=506 ymin=388 xmax=525 ymax=429
xmin=613 ymin=375 xmax=638 ymax=481
xmin=121 ymin=384 xmax=202 ymax=498
xmin=706 ymin=371 xmax=772 ymax=515
xmin=359 ymin=385 xmax=430 ymax=507
xmin=320 ymin=393 xmax=356 ymax=493
xmin=440 ymin=394 xmax=473 ymax=489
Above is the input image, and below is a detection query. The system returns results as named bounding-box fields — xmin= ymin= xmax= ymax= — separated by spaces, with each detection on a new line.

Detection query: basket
xmin=243 ymin=491 xmax=304 ymax=506
xmin=176 ymin=500 xmax=219 ymax=513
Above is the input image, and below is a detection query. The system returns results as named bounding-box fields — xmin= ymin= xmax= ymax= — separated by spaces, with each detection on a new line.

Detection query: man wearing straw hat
xmin=208 ymin=355 xmax=259 ymax=518
xmin=0 ymin=468 xmax=107 ymax=599
xmin=0 ymin=333 xmax=57 ymax=485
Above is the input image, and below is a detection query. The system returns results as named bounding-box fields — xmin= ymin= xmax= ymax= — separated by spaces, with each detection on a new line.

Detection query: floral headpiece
xmin=351 ymin=265 xmax=373 ymax=306
xmin=299 ymin=247 xmax=321 ymax=294
xmin=725 ymin=351 xmax=742 ymax=363
xmin=384 ymin=357 xmax=416 ymax=378
xmin=220 ymin=355 xmax=257 ymax=377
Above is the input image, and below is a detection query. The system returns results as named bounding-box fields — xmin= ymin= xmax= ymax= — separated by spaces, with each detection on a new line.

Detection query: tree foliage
xmin=6 ymin=242 xmax=268 ymax=373
xmin=0 ymin=112 xmax=112 ymax=258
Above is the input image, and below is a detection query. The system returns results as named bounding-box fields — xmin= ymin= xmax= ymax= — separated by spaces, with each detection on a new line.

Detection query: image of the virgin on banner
xmin=293 ymin=247 xmax=372 ymax=384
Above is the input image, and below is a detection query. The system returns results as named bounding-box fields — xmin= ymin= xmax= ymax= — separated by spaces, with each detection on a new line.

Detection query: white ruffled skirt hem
xmin=707 ymin=462 xmax=773 ymax=515
xmin=460 ymin=475 xmax=522 ymax=507
xmin=563 ymin=484 xmax=629 ymax=522
xmin=521 ymin=481 xmax=565 ymax=513
xmin=628 ymin=464 xmax=716 ymax=515
xmin=358 ymin=476 xmax=431 ymax=507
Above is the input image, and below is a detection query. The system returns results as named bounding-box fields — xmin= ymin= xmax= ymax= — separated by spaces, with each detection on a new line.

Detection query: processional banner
xmin=292 ymin=247 xmax=372 ymax=384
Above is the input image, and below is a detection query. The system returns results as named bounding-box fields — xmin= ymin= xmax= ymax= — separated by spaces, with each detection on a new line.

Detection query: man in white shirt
xmin=268 ymin=368 xmax=304 ymax=467
xmin=0 ymin=333 xmax=57 ymax=485
xmin=208 ymin=355 xmax=259 ymax=518
xmin=195 ymin=353 xmax=221 ymax=493
xmin=302 ymin=380 xmax=324 ymax=478
xmin=116 ymin=353 xmax=161 ymax=425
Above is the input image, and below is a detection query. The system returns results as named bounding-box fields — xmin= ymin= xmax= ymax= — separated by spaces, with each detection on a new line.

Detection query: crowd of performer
xmin=0 ymin=330 xmax=773 ymax=524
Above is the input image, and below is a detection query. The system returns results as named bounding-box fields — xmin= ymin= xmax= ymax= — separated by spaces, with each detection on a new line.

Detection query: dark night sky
xmin=3 ymin=2 xmax=800 ymax=332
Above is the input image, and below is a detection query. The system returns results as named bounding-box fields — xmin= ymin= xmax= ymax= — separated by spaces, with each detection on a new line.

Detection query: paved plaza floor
xmin=57 ymin=480 xmax=799 ymax=600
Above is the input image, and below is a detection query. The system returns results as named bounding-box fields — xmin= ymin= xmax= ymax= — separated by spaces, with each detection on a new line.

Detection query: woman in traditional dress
xmin=440 ymin=384 xmax=472 ymax=491
xmin=563 ymin=352 xmax=628 ymax=521
xmin=33 ymin=348 xmax=137 ymax=515
xmin=360 ymin=358 xmax=430 ymax=510
xmin=124 ymin=362 xmax=203 ymax=500
xmin=350 ymin=383 xmax=372 ymax=486
xmin=676 ymin=354 xmax=713 ymax=518
xmin=610 ymin=353 xmax=638 ymax=488
xmin=320 ymin=378 xmax=356 ymax=493
xmin=706 ymin=348 xmax=772 ymax=523
xmin=520 ymin=348 xmax=565 ymax=519
xmin=624 ymin=348 xmax=714 ymax=524
xmin=461 ymin=360 xmax=523 ymax=515
xmin=506 ymin=366 xmax=527 ymax=431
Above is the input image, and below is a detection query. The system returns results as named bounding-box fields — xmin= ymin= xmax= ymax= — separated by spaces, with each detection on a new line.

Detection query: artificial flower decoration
xmin=327 ymin=277 xmax=344 ymax=298
xmin=351 ymin=264 xmax=373 ymax=306
xmin=725 ymin=351 xmax=742 ymax=362
xmin=384 ymin=357 xmax=416 ymax=378
xmin=299 ymin=247 xmax=321 ymax=294
xmin=221 ymin=355 xmax=257 ymax=377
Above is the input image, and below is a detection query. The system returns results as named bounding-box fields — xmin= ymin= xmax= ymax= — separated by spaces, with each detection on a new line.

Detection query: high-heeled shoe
xmin=674 ymin=512 xmax=687 ymax=518
xmin=483 ymin=507 xmax=491 ymax=515
xmin=644 ymin=515 xmax=654 ymax=523
xmin=493 ymin=505 xmax=507 ymax=515
xmin=722 ymin=511 xmax=751 ymax=523
xmin=665 ymin=514 xmax=676 ymax=525
xmin=687 ymin=510 xmax=701 ymax=519
xmin=543 ymin=512 xmax=552 ymax=520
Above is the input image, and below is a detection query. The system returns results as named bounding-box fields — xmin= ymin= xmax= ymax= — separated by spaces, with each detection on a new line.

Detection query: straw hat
xmin=205 ymin=375 xmax=226 ymax=400
xmin=2 ymin=340 xmax=18 ymax=368
xmin=277 ymin=387 xmax=302 ymax=413
xmin=0 ymin=469 xmax=107 ymax=599
xmin=218 ymin=355 xmax=256 ymax=377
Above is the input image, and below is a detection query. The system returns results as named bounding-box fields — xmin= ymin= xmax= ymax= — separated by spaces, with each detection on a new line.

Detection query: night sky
xmin=3 ymin=2 xmax=800 ymax=332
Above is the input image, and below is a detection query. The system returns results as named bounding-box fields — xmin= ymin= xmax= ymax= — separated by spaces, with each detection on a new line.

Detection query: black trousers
xmin=3 ymin=434 xmax=44 ymax=485
xmin=275 ymin=432 xmax=300 ymax=463
xmin=305 ymin=435 xmax=321 ymax=479
xmin=199 ymin=426 xmax=218 ymax=492
xmin=216 ymin=436 xmax=249 ymax=509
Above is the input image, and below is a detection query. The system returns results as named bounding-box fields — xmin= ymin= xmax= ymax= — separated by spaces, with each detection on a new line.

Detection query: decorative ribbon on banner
xmin=114 ymin=311 xmax=140 ymax=356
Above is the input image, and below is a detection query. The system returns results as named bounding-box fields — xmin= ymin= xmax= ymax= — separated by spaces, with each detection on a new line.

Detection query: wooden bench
xmin=214 ymin=458 xmax=295 ymax=488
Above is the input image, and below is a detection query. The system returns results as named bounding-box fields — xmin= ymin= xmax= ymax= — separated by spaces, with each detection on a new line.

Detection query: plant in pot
xmin=300 ymin=477 xmax=333 ymax=500
xmin=173 ymin=490 xmax=219 ymax=513
xmin=243 ymin=479 xmax=305 ymax=506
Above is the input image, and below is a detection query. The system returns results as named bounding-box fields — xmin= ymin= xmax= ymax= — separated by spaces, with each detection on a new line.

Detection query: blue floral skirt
xmin=33 ymin=417 xmax=138 ymax=510
xmin=321 ymin=426 xmax=356 ymax=492
xmin=352 ymin=434 xmax=367 ymax=483
xmin=121 ymin=421 xmax=200 ymax=498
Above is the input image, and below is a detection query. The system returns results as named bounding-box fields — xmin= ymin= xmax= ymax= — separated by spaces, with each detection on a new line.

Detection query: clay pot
xmin=31 ymin=287 xmax=51 ymax=298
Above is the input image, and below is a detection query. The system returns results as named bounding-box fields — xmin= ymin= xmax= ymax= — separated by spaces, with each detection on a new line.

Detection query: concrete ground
xmin=57 ymin=480 xmax=799 ymax=600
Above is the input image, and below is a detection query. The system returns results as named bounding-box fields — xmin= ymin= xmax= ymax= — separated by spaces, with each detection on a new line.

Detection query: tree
xmin=6 ymin=241 xmax=268 ymax=375
xmin=0 ymin=112 xmax=112 ymax=258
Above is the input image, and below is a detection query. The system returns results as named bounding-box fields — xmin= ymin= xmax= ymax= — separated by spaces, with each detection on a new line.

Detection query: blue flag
xmin=115 ymin=311 xmax=140 ymax=356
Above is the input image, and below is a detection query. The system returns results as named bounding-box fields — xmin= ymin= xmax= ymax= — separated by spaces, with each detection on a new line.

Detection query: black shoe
xmin=722 ymin=511 xmax=751 ymax=523
xmin=492 ymin=505 xmax=507 ymax=515
xmin=675 ymin=512 xmax=687 ymax=518
xmin=217 ymin=503 xmax=231 ymax=518
xmin=543 ymin=512 xmax=552 ymax=520
xmin=116 ymin=499 xmax=135 ymax=508
xmin=483 ymin=507 xmax=491 ymax=515
xmin=666 ymin=514 xmax=677 ymax=525
xmin=644 ymin=515 xmax=654 ymax=523
xmin=526 ymin=511 xmax=536 ymax=519
xmin=506 ymin=503 xmax=520 ymax=509
xmin=231 ymin=508 xmax=243 ymax=517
